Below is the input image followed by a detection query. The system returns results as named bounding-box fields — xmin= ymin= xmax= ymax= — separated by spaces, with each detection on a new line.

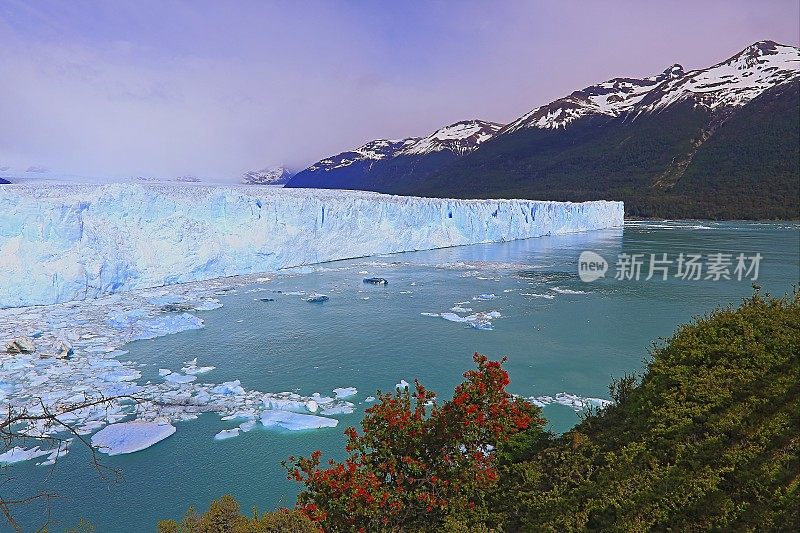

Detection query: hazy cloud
xmin=0 ymin=0 xmax=797 ymax=180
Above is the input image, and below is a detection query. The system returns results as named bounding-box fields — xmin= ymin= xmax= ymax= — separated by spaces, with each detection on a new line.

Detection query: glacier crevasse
xmin=0 ymin=184 xmax=623 ymax=307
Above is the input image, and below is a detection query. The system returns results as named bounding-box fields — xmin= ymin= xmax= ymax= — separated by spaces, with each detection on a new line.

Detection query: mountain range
xmin=286 ymin=40 xmax=799 ymax=219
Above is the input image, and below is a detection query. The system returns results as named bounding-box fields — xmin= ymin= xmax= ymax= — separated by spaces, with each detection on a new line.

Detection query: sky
xmin=0 ymin=0 xmax=798 ymax=181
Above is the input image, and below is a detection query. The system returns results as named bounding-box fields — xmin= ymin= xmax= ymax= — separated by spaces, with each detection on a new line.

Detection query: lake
xmin=9 ymin=220 xmax=799 ymax=532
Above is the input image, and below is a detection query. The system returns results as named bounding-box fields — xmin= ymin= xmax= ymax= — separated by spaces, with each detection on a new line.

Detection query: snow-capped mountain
xmin=399 ymin=120 xmax=503 ymax=156
xmin=242 ymin=166 xmax=295 ymax=185
xmin=635 ymin=40 xmax=799 ymax=114
xmin=502 ymin=65 xmax=685 ymax=132
xmin=306 ymin=139 xmax=419 ymax=173
xmin=286 ymin=119 xmax=505 ymax=190
xmin=503 ymin=40 xmax=798 ymax=133
xmin=288 ymin=40 xmax=799 ymax=220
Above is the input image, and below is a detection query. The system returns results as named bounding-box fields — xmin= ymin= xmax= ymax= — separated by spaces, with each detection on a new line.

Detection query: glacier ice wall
xmin=0 ymin=184 xmax=623 ymax=307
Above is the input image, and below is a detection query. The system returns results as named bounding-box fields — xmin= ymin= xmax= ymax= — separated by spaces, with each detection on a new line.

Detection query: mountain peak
xmin=242 ymin=166 xmax=295 ymax=185
xmin=400 ymin=119 xmax=504 ymax=156
xmin=659 ymin=64 xmax=685 ymax=80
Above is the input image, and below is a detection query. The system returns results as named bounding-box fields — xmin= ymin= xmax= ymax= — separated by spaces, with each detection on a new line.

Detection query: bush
xmin=157 ymin=495 xmax=318 ymax=533
xmin=285 ymin=353 xmax=545 ymax=531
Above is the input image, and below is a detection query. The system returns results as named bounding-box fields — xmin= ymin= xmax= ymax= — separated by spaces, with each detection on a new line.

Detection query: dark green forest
xmin=406 ymin=84 xmax=800 ymax=220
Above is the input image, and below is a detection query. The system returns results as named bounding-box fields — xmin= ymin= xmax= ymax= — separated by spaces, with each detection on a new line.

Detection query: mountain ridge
xmin=286 ymin=40 xmax=799 ymax=219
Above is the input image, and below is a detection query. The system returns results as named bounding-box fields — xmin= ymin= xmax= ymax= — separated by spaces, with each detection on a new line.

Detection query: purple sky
xmin=1 ymin=0 xmax=798 ymax=180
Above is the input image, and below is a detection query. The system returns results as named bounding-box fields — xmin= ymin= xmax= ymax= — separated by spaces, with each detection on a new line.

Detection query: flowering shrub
xmin=285 ymin=353 xmax=544 ymax=531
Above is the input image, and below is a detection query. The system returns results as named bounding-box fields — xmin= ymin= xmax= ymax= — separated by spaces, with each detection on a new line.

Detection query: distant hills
xmin=241 ymin=166 xmax=295 ymax=185
xmin=286 ymin=40 xmax=800 ymax=219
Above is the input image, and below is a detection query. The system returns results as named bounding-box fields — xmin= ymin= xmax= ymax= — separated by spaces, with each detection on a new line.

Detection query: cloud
xmin=0 ymin=0 xmax=797 ymax=180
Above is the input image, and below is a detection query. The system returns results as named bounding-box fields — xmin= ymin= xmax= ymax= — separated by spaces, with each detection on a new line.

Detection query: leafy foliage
xmin=492 ymin=290 xmax=800 ymax=531
xmin=157 ymin=495 xmax=318 ymax=533
xmin=285 ymin=354 xmax=544 ymax=531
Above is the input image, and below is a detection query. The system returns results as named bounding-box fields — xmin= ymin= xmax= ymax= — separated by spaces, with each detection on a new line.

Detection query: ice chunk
xmin=164 ymin=373 xmax=196 ymax=384
xmin=528 ymin=393 xmax=613 ymax=412
xmin=211 ymin=380 xmax=245 ymax=395
xmin=193 ymin=298 xmax=223 ymax=311
xmin=214 ymin=428 xmax=240 ymax=440
xmin=0 ymin=446 xmax=52 ymax=464
xmin=521 ymin=293 xmax=555 ymax=299
xmin=91 ymin=421 xmax=176 ymax=455
xmin=320 ymin=403 xmax=355 ymax=415
xmin=332 ymin=387 xmax=357 ymax=399
xmin=181 ymin=358 xmax=215 ymax=375
xmin=260 ymin=410 xmax=339 ymax=431
xmin=239 ymin=420 xmax=257 ymax=432
xmin=551 ymin=287 xmax=588 ymax=295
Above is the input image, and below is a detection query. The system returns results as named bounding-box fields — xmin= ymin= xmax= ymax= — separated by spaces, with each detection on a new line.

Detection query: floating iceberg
xmin=260 ymin=410 xmax=339 ymax=431
xmin=0 ymin=183 xmax=623 ymax=307
xmin=0 ymin=446 xmax=53 ymax=465
xmin=91 ymin=421 xmax=176 ymax=455
xmin=211 ymin=380 xmax=245 ymax=395
xmin=332 ymin=386 xmax=357 ymax=399
xmin=214 ymin=428 xmax=241 ymax=440
xmin=426 ymin=310 xmax=502 ymax=330
xmin=528 ymin=393 xmax=613 ymax=412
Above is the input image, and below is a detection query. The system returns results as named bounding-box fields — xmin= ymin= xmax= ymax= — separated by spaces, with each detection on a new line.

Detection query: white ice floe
xmin=332 ymin=387 xmax=357 ymax=399
xmin=550 ymin=287 xmax=588 ymax=295
xmin=425 ymin=310 xmax=502 ymax=330
xmin=528 ymin=393 xmax=613 ymax=412
xmin=521 ymin=293 xmax=555 ymax=299
xmin=211 ymin=380 xmax=245 ymax=395
xmin=239 ymin=420 xmax=257 ymax=432
xmin=181 ymin=358 xmax=215 ymax=375
xmin=0 ymin=446 xmax=54 ymax=464
xmin=260 ymin=410 xmax=339 ymax=431
xmin=320 ymin=402 xmax=355 ymax=415
xmin=163 ymin=373 xmax=196 ymax=384
xmin=214 ymin=428 xmax=241 ymax=440
xmin=91 ymin=421 xmax=177 ymax=455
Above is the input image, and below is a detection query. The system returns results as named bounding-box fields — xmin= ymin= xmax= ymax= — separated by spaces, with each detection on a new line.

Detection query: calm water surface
xmin=12 ymin=221 xmax=799 ymax=532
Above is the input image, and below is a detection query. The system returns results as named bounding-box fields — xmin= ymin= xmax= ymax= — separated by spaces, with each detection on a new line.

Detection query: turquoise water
xmin=10 ymin=221 xmax=799 ymax=532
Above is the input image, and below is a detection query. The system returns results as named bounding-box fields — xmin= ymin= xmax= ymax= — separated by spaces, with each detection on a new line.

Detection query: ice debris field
xmin=0 ymin=275 xmax=366 ymax=465
xmin=0 ymin=183 xmax=623 ymax=308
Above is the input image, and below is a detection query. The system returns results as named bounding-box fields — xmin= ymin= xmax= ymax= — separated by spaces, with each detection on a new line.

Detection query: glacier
xmin=0 ymin=183 xmax=623 ymax=308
